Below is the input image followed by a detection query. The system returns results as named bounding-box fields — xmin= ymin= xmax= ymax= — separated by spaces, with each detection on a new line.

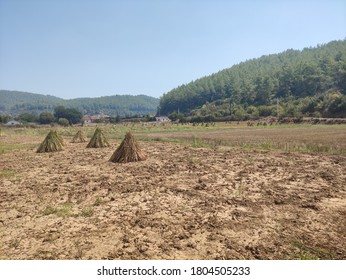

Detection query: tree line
xmin=0 ymin=106 xmax=82 ymax=126
xmin=160 ymin=39 xmax=346 ymax=120
xmin=0 ymin=91 xmax=159 ymax=117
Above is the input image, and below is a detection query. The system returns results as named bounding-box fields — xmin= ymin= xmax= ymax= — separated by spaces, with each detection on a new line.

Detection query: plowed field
xmin=1 ymin=125 xmax=345 ymax=259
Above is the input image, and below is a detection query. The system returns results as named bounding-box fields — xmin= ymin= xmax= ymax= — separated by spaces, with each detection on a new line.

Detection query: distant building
xmin=6 ymin=120 xmax=22 ymax=126
xmin=155 ymin=116 xmax=171 ymax=122
xmin=82 ymin=114 xmax=110 ymax=124
xmin=82 ymin=116 xmax=93 ymax=124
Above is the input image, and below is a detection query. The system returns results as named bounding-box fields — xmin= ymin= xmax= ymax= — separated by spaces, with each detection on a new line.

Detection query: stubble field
xmin=0 ymin=123 xmax=345 ymax=259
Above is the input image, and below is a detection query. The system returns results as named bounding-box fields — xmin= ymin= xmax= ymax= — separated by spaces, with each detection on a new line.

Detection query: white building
xmin=6 ymin=120 xmax=22 ymax=126
xmin=155 ymin=116 xmax=171 ymax=122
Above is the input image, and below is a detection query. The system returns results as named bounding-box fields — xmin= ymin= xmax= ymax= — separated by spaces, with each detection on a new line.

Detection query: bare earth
xmin=0 ymin=130 xmax=345 ymax=260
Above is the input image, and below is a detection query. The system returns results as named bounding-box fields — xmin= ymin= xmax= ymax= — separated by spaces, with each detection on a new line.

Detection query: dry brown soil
xmin=0 ymin=130 xmax=345 ymax=259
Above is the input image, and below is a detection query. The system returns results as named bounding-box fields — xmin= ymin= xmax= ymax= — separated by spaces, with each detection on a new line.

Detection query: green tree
xmin=234 ymin=106 xmax=248 ymax=120
xmin=39 ymin=112 xmax=55 ymax=124
xmin=17 ymin=113 xmax=38 ymax=123
xmin=54 ymin=106 xmax=82 ymax=124
xmin=54 ymin=105 xmax=67 ymax=119
xmin=64 ymin=108 xmax=82 ymax=124
xmin=110 ymin=115 xmax=121 ymax=123
xmin=0 ymin=114 xmax=11 ymax=124
xmin=58 ymin=118 xmax=70 ymax=126
xmin=323 ymin=91 xmax=346 ymax=117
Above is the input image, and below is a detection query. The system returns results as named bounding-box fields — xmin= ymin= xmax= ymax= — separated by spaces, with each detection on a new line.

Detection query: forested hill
xmin=160 ymin=39 xmax=346 ymax=119
xmin=0 ymin=90 xmax=159 ymax=117
xmin=0 ymin=91 xmax=63 ymax=110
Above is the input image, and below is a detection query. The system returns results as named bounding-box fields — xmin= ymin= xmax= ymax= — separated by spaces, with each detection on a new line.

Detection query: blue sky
xmin=0 ymin=0 xmax=345 ymax=99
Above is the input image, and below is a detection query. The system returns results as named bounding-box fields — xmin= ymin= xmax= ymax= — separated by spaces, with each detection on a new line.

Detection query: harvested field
xmin=0 ymin=124 xmax=345 ymax=260
xmin=144 ymin=124 xmax=346 ymax=154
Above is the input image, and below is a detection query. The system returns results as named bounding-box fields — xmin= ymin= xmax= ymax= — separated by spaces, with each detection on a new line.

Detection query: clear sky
xmin=0 ymin=0 xmax=345 ymax=99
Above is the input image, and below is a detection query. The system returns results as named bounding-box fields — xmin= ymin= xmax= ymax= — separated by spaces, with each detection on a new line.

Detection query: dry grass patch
xmin=42 ymin=202 xmax=74 ymax=217
xmin=0 ymin=169 xmax=16 ymax=178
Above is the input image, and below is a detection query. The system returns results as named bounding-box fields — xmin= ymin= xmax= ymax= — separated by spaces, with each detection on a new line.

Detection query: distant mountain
xmin=0 ymin=90 xmax=159 ymax=117
xmin=160 ymin=39 xmax=346 ymax=120
xmin=0 ymin=90 xmax=63 ymax=111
